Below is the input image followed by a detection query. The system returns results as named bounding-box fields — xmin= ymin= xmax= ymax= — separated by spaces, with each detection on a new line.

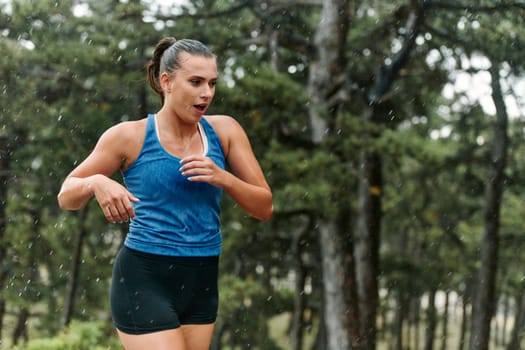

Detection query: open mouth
xmin=194 ymin=104 xmax=207 ymax=111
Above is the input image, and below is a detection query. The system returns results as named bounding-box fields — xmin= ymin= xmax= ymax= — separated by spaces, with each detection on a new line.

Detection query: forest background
xmin=1 ymin=0 xmax=525 ymax=349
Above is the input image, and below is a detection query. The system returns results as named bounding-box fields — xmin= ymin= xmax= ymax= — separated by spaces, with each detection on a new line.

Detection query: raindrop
xmin=118 ymin=40 xmax=128 ymax=50
xmin=31 ymin=156 xmax=42 ymax=170
xmin=83 ymin=77 xmax=95 ymax=90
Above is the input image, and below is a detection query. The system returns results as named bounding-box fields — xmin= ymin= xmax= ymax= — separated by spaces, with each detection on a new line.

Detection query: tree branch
xmin=272 ymin=208 xmax=317 ymax=220
xmin=153 ymin=0 xmax=255 ymax=20
xmin=277 ymin=32 xmax=316 ymax=56
xmin=368 ymin=0 xmax=427 ymax=103
xmin=268 ymin=0 xmax=323 ymax=6
xmin=424 ymin=22 xmax=470 ymax=47
xmin=428 ymin=0 xmax=525 ymax=12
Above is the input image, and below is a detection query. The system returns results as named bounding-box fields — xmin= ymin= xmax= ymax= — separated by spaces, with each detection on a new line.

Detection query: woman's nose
xmin=201 ymin=85 xmax=214 ymax=99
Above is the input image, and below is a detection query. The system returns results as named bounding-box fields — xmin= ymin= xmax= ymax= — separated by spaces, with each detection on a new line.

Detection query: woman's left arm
xmin=180 ymin=115 xmax=273 ymax=221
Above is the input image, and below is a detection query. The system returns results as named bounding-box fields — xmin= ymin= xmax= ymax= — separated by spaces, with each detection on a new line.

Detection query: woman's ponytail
xmin=145 ymin=37 xmax=176 ymax=103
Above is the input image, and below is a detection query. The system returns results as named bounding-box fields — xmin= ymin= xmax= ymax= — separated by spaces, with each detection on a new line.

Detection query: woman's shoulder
xmin=112 ymin=117 xmax=148 ymax=131
xmin=203 ymin=115 xmax=251 ymax=157
xmin=204 ymin=114 xmax=246 ymax=139
xmin=102 ymin=118 xmax=148 ymax=142
xmin=97 ymin=118 xmax=148 ymax=168
xmin=204 ymin=115 xmax=242 ymax=133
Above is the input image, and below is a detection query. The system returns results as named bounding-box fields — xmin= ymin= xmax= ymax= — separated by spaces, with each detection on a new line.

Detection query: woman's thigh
xmin=117 ymin=328 xmax=186 ymax=350
xmin=181 ymin=324 xmax=215 ymax=350
xmin=117 ymin=324 xmax=215 ymax=350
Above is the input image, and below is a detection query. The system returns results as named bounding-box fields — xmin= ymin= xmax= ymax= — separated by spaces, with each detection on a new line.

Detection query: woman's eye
xmin=191 ymin=80 xmax=200 ymax=85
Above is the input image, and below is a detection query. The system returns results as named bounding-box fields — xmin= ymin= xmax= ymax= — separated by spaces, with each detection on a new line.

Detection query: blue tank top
xmin=122 ymin=114 xmax=225 ymax=256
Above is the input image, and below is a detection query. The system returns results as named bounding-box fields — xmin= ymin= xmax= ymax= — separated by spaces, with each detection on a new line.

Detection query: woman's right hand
xmin=57 ymin=120 xmax=145 ymax=221
xmin=89 ymin=174 xmax=140 ymax=223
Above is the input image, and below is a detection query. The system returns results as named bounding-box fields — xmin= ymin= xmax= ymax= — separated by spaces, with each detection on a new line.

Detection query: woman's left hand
xmin=179 ymin=155 xmax=228 ymax=187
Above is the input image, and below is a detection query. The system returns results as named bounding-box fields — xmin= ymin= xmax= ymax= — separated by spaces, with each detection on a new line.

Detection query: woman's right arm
xmin=57 ymin=122 xmax=140 ymax=222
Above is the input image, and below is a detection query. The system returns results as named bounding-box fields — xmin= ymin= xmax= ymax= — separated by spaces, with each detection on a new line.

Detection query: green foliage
xmin=216 ymin=274 xmax=292 ymax=349
xmin=266 ymin=143 xmax=340 ymax=213
xmin=9 ymin=321 xmax=120 ymax=350
xmin=212 ymin=64 xmax=310 ymax=155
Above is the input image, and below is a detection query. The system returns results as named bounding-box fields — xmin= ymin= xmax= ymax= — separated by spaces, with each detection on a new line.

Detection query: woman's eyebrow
xmin=188 ymin=74 xmax=218 ymax=81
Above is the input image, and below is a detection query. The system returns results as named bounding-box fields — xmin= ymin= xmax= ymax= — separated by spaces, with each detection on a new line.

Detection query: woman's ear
xmin=159 ymin=72 xmax=172 ymax=93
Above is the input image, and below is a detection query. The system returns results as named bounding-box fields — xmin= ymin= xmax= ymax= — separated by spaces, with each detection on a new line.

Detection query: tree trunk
xmin=391 ymin=227 xmax=410 ymax=350
xmin=307 ymin=0 xmax=351 ymax=348
xmin=0 ymin=135 xmax=11 ymax=340
xmin=392 ymin=291 xmax=407 ymax=350
xmin=319 ymin=220 xmax=350 ymax=349
xmin=312 ymin=301 xmax=328 ymax=350
xmin=440 ymin=291 xmax=449 ymax=350
xmin=11 ymin=308 xmax=29 ymax=345
xmin=458 ymin=293 xmax=469 ymax=350
xmin=468 ymin=62 xmax=508 ymax=350
xmin=423 ymin=289 xmax=437 ymax=350
xmin=307 ymin=0 xmax=349 ymax=144
xmin=290 ymin=227 xmax=308 ymax=350
xmin=211 ymin=323 xmax=227 ymax=350
xmin=500 ymin=292 xmax=510 ymax=346
xmin=493 ymin=311 xmax=500 ymax=348
xmin=61 ymin=207 xmax=88 ymax=329
xmin=506 ymin=291 xmax=525 ymax=350
xmin=339 ymin=206 xmax=360 ymax=348
xmin=355 ymin=4 xmax=426 ymax=349
xmin=12 ymin=208 xmax=42 ymax=344
xmin=354 ymin=149 xmax=381 ymax=350
xmin=411 ymin=297 xmax=422 ymax=350
xmin=135 ymin=42 xmax=148 ymax=120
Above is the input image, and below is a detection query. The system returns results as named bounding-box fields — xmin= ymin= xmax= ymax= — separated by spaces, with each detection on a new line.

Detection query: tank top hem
xmin=124 ymin=239 xmax=222 ymax=257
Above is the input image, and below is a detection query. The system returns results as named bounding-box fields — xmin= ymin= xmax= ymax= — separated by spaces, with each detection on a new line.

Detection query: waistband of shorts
xmin=122 ymin=245 xmax=219 ymax=266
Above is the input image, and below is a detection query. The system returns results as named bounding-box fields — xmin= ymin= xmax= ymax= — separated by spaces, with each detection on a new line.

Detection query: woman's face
xmin=162 ymin=52 xmax=218 ymax=123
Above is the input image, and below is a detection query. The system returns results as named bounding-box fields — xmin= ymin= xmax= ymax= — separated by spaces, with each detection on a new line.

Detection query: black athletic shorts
xmin=110 ymin=246 xmax=219 ymax=335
